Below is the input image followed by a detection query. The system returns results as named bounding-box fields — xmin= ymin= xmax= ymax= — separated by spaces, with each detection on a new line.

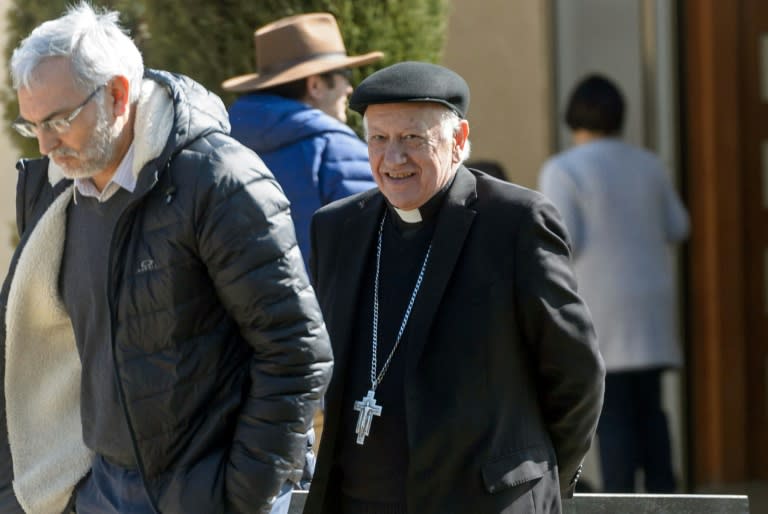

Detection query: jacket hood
xmin=146 ymin=69 xmax=230 ymax=160
xmin=46 ymin=69 xmax=230 ymax=189
xmin=228 ymin=94 xmax=355 ymax=154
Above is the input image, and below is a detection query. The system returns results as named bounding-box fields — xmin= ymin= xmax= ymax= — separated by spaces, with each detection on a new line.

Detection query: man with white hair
xmin=305 ymin=61 xmax=605 ymax=514
xmin=0 ymin=3 xmax=332 ymax=513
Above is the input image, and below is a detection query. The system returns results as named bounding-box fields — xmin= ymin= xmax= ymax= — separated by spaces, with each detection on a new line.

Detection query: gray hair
xmin=438 ymin=109 xmax=471 ymax=164
xmin=10 ymin=1 xmax=144 ymax=102
xmin=363 ymin=106 xmax=472 ymax=164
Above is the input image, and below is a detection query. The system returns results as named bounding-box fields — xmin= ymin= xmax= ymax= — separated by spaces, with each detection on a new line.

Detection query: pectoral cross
xmin=353 ymin=389 xmax=382 ymax=445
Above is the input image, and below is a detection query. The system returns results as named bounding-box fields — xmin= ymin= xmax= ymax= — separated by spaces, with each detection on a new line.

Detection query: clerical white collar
xmin=393 ymin=207 xmax=423 ymax=223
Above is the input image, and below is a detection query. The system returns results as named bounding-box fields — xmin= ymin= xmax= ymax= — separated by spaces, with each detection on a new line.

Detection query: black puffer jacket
xmin=0 ymin=69 xmax=332 ymax=514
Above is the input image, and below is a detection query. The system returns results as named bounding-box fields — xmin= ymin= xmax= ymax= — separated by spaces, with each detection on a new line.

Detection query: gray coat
xmin=539 ymin=138 xmax=689 ymax=371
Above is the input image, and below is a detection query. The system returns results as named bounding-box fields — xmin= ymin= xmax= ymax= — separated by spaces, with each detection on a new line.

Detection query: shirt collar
xmin=74 ymin=143 xmax=137 ymax=203
xmin=387 ymin=172 xmax=456 ymax=232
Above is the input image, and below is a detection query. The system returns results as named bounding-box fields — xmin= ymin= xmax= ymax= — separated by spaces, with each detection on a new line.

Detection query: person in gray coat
xmin=538 ymin=74 xmax=689 ymax=493
xmin=0 ymin=3 xmax=332 ymax=513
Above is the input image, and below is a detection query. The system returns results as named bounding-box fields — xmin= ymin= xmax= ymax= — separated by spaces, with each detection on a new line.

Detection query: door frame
xmin=682 ymin=0 xmax=749 ymax=485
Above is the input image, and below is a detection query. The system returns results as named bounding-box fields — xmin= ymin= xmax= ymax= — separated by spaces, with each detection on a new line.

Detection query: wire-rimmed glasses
xmin=12 ymin=84 xmax=105 ymax=138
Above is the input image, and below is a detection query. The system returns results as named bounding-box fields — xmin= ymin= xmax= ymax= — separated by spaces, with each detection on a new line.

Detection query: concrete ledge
xmin=288 ymin=490 xmax=307 ymax=514
xmin=564 ymin=493 xmax=750 ymax=513
xmin=288 ymin=490 xmax=750 ymax=513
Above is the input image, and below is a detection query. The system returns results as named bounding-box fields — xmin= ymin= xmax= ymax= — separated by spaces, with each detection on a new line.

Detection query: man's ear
xmin=107 ymin=75 xmax=131 ymax=117
xmin=453 ymin=119 xmax=470 ymax=163
xmin=304 ymin=75 xmax=324 ymax=104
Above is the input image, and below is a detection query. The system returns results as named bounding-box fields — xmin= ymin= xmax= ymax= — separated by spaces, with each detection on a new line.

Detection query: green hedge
xmin=4 ymin=0 xmax=449 ymax=157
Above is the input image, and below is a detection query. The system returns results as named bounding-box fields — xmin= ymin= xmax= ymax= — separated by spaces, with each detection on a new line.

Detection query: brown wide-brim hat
xmin=222 ymin=12 xmax=383 ymax=93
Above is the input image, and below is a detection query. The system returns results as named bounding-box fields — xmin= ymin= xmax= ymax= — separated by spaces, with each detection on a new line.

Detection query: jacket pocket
xmin=481 ymin=445 xmax=553 ymax=493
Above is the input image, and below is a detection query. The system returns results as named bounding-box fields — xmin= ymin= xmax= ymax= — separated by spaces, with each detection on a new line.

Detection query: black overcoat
xmin=306 ymin=167 xmax=605 ymax=514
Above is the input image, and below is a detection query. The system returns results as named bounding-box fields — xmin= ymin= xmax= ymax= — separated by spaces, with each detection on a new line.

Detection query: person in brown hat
xmin=223 ymin=12 xmax=383 ymax=272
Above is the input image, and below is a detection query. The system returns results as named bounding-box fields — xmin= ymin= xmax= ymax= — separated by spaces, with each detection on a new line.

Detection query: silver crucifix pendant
xmin=353 ymin=389 xmax=382 ymax=445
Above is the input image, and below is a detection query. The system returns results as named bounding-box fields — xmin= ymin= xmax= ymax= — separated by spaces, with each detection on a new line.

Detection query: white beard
xmin=51 ymin=99 xmax=120 ymax=180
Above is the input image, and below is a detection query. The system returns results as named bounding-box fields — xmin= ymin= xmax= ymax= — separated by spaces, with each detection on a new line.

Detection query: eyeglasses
xmin=12 ymin=84 xmax=105 ymax=138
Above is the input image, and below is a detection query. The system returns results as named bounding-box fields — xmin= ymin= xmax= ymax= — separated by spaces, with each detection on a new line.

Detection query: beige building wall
xmin=0 ymin=0 xmax=20 ymax=281
xmin=442 ymin=1 xmax=553 ymax=189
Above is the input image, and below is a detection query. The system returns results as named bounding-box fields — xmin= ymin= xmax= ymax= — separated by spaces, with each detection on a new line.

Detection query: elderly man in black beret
xmin=304 ymin=61 xmax=605 ymax=514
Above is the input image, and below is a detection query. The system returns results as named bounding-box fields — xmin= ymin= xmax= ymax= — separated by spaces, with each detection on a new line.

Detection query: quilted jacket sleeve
xmin=317 ymin=131 xmax=376 ymax=205
xmin=194 ymin=143 xmax=333 ymax=513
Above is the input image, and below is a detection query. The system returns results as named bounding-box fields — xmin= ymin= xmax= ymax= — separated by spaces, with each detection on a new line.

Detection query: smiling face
xmin=365 ymin=102 xmax=469 ymax=210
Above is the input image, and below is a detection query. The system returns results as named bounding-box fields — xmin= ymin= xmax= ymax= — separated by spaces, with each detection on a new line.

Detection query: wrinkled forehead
xmin=17 ymin=58 xmax=83 ymax=120
xmin=21 ymin=56 xmax=79 ymax=92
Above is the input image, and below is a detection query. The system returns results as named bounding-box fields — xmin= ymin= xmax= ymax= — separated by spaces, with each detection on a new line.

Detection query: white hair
xmin=438 ymin=109 xmax=471 ymax=163
xmin=10 ymin=1 xmax=144 ymax=102
xmin=363 ymin=105 xmax=472 ymax=164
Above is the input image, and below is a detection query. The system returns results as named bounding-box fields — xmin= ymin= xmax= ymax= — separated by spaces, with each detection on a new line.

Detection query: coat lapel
xmin=405 ymin=167 xmax=477 ymax=372
xmin=318 ymin=193 xmax=383 ymax=470
xmin=325 ymin=193 xmax=385 ymax=385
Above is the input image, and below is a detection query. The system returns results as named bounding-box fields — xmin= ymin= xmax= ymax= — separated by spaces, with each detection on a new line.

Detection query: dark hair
xmin=256 ymin=69 xmax=348 ymax=100
xmin=258 ymin=77 xmax=309 ymax=100
xmin=564 ymin=74 xmax=625 ymax=134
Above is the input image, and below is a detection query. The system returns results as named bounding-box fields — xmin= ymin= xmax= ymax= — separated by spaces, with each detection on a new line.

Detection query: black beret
xmin=349 ymin=61 xmax=470 ymax=118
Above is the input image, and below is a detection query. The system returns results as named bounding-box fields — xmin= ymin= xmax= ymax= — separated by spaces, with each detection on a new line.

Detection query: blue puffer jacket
xmin=228 ymin=94 xmax=376 ymax=270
